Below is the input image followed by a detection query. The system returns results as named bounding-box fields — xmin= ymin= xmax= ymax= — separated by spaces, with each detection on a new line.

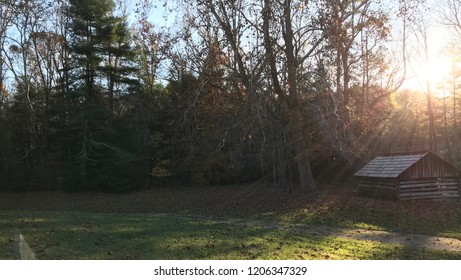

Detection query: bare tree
xmin=439 ymin=0 xmax=461 ymax=159
xmin=441 ymin=0 xmax=461 ymax=38
xmin=2 ymin=0 xmax=51 ymax=155
xmin=411 ymin=14 xmax=438 ymax=153
xmin=0 ymin=0 xmax=22 ymax=121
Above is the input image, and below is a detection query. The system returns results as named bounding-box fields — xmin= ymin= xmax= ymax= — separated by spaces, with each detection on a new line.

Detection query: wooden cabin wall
xmin=401 ymin=154 xmax=460 ymax=180
xmin=398 ymin=179 xmax=460 ymax=200
xmin=356 ymin=178 xmax=399 ymax=199
xmin=357 ymin=177 xmax=460 ymax=200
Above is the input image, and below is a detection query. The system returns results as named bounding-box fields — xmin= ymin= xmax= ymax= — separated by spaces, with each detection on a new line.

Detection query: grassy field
xmin=1 ymin=183 xmax=461 ymax=259
xmin=1 ymin=211 xmax=460 ymax=260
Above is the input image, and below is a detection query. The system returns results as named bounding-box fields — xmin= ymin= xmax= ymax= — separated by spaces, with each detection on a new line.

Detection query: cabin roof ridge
xmin=354 ymin=151 xmax=459 ymax=178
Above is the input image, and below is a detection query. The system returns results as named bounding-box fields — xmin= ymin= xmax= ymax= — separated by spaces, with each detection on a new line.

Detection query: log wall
xmin=398 ymin=179 xmax=460 ymax=200
xmin=356 ymin=178 xmax=399 ymax=199
xmin=357 ymin=178 xmax=460 ymax=200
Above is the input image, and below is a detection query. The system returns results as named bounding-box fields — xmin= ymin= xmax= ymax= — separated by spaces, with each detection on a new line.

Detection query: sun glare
xmin=420 ymin=57 xmax=452 ymax=85
xmin=407 ymin=56 xmax=452 ymax=92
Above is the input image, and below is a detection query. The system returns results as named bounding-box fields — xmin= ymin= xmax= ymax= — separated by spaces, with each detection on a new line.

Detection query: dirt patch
xmin=150 ymin=214 xmax=461 ymax=252
xmin=14 ymin=232 xmax=36 ymax=260
xmin=214 ymin=215 xmax=461 ymax=252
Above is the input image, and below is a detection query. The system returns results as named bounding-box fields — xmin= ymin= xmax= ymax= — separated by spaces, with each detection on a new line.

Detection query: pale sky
xmin=138 ymin=0 xmax=455 ymax=92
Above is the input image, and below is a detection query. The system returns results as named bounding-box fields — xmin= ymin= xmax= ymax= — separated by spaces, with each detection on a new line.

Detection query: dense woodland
xmin=2 ymin=0 xmax=461 ymax=193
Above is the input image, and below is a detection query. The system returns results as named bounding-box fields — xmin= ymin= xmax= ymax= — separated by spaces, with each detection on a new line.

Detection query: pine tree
xmin=69 ymin=0 xmax=115 ymax=97
xmin=99 ymin=14 xmax=139 ymax=120
xmin=63 ymin=0 xmax=141 ymax=191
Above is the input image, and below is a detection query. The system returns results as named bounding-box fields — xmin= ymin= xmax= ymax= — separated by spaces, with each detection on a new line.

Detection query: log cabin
xmin=354 ymin=152 xmax=461 ymax=200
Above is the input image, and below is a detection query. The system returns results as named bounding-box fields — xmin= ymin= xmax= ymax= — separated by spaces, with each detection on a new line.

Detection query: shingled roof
xmin=354 ymin=152 xmax=429 ymax=178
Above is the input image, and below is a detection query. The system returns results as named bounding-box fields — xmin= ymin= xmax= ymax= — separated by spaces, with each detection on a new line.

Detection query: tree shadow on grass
xmin=2 ymin=212 xmax=284 ymax=259
xmin=282 ymin=187 xmax=461 ymax=241
xmin=2 ymin=211 xmax=460 ymax=260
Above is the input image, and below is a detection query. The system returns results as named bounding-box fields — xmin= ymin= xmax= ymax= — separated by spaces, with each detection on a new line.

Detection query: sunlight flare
xmin=419 ymin=57 xmax=452 ymax=86
xmin=405 ymin=56 xmax=453 ymax=93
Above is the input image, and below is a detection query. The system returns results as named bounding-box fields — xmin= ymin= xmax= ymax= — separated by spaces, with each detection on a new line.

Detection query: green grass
xmin=1 ymin=185 xmax=460 ymax=240
xmin=275 ymin=195 xmax=461 ymax=240
xmin=1 ymin=211 xmax=460 ymax=260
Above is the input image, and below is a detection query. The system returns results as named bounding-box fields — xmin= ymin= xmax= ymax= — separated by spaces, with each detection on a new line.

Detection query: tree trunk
xmin=0 ymin=68 xmax=3 ymax=122
xmin=342 ymin=49 xmax=351 ymax=124
xmin=108 ymin=76 xmax=114 ymax=120
xmin=80 ymin=120 xmax=89 ymax=187
xmin=283 ymin=0 xmax=315 ymax=193
xmin=427 ymin=82 xmax=437 ymax=153
xmin=289 ymin=106 xmax=316 ymax=192
xmin=261 ymin=0 xmax=316 ymax=193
